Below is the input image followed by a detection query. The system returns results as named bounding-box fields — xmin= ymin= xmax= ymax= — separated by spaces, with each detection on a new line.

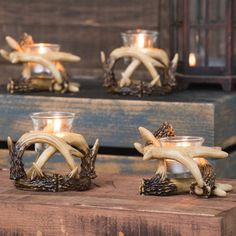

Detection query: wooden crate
xmin=0 ymin=169 xmax=235 ymax=236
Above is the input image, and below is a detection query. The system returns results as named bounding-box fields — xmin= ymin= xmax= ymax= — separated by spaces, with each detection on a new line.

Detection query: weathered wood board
xmin=0 ymin=170 xmax=235 ymax=236
xmin=0 ymin=79 xmax=236 ymax=149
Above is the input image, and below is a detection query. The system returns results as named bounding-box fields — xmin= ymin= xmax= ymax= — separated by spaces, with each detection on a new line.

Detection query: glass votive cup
xmin=31 ymin=111 xmax=75 ymax=133
xmin=23 ymin=43 xmax=60 ymax=76
xmin=30 ymin=111 xmax=75 ymax=153
xmin=121 ymin=29 xmax=158 ymax=48
xmin=159 ymin=136 xmax=204 ymax=178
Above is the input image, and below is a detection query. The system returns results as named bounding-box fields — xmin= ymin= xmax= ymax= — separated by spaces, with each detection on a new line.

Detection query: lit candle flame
xmin=176 ymin=141 xmax=191 ymax=147
xmin=38 ymin=44 xmax=48 ymax=54
xmin=53 ymin=119 xmax=62 ymax=133
xmin=44 ymin=119 xmax=62 ymax=133
xmin=137 ymin=34 xmax=145 ymax=48
xmin=189 ymin=53 xmax=197 ymax=67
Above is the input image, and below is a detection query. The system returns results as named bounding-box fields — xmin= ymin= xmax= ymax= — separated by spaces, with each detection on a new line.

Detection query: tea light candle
xmin=23 ymin=43 xmax=60 ymax=75
xmin=31 ymin=111 xmax=75 ymax=134
xmin=23 ymin=43 xmax=60 ymax=54
xmin=44 ymin=118 xmax=63 ymax=134
xmin=159 ymin=136 xmax=204 ymax=177
xmin=30 ymin=111 xmax=75 ymax=152
xmin=136 ymin=33 xmax=145 ymax=48
xmin=121 ymin=29 xmax=158 ymax=49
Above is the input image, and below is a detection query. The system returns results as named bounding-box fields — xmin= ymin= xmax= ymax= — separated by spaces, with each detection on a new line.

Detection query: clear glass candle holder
xmin=30 ymin=111 xmax=75 ymax=153
xmin=159 ymin=136 xmax=204 ymax=178
xmin=23 ymin=43 xmax=60 ymax=76
xmin=31 ymin=111 xmax=75 ymax=133
xmin=121 ymin=29 xmax=158 ymax=48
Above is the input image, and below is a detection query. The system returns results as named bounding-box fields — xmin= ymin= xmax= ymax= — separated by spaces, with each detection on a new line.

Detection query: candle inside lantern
xmin=31 ymin=112 xmax=75 ymax=152
xmin=159 ymin=136 xmax=204 ymax=177
xmin=189 ymin=52 xmax=197 ymax=67
xmin=121 ymin=29 xmax=158 ymax=49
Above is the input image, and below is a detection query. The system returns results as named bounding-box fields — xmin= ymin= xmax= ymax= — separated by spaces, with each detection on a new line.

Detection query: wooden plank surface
xmin=0 ymin=170 xmax=236 ymax=236
xmin=0 ymin=79 xmax=236 ymax=149
xmin=215 ymin=95 xmax=236 ymax=148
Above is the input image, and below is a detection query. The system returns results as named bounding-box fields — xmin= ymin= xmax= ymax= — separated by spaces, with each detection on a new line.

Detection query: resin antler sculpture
xmin=0 ymin=33 xmax=80 ymax=93
xmin=8 ymin=131 xmax=99 ymax=192
xmin=134 ymin=122 xmax=232 ymax=197
xmin=101 ymin=47 xmax=178 ymax=96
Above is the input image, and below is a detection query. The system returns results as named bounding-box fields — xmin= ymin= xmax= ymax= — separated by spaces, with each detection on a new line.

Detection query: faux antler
xmin=1 ymin=34 xmax=81 ymax=93
xmin=6 ymin=36 xmax=23 ymax=52
xmin=27 ymin=132 xmax=89 ymax=178
xmin=110 ymin=47 xmax=162 ymax=87
xmin=134 ymin=124 xmax=232 ymax=197
xmin=9 ymin=52 xmax=63 ymax=84
xmin=101 ymin=46 xmax=178 ymax=96
xmin=119 ymin=48 xmax=169 ymax=88
xmin=120 ymin=59 xmax=140 ymax=87
xmin=141 ymin=145 xmax=228 ymax=189
xmin=17 ymin=132 xmax=82 ymax=172
xmin=8 ymin=131 xmax=99 ymax=192
xmin=135 ymin=126 xmax=169 ymax=181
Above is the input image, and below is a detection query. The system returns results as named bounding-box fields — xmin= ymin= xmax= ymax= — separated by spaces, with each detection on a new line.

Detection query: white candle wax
xmin=159 ymin=136 xmax=204 ymax=176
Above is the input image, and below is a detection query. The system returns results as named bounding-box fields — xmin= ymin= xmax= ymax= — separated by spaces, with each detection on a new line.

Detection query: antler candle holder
xmin=101 ymin=30 xmax=179 ymax=96
xmin=0 ymin=33 xmax=80 ymax=93
xmin=7 ymin=112 xmax=99 ymax=192
xmin=134 ymin=122 xmax=233 ymax=198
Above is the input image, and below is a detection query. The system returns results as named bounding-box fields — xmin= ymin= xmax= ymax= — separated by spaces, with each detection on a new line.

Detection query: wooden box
xmin=0 ymin=169 xmax=236 ymax=236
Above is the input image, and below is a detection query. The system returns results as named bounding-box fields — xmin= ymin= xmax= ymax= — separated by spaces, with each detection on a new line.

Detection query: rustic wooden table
xmin=0 ymin=169 xmax=235 ymax=236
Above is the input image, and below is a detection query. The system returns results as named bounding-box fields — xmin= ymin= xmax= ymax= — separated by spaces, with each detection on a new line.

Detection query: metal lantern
xmin=170 ymin=0 xmax=235 ymax=91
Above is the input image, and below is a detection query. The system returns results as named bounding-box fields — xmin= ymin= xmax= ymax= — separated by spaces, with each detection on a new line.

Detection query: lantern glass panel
xmin=208 ymin=29 xmax=225 ymax=67
xmin=209 ymin=0 xmax=226 ymax=23
xmin=189 ymin=29 xmax=205 ymax=67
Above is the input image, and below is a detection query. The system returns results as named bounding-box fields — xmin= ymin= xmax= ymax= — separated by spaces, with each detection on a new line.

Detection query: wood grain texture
xmin=0 ymin=170 xmax=236 ymax=236
xmin=0 ymin=92 xmax=215 ymax=148
xmin=215 ymin=150 xmax=236 ymax=179
xmin=215 ymin=94 xmax=236 ymax=148
xmin=1 ymin=78 xmax=236 ymax=149
xmin=0 ymin=0 xmax=167 ymax=84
